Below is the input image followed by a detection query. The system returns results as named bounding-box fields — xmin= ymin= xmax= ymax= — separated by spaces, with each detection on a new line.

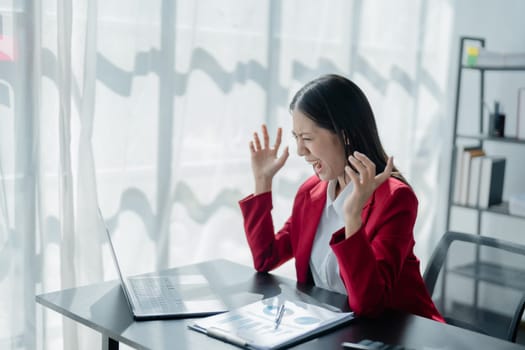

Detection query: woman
xmin=239 ymin=74 xmax=443 ymax=322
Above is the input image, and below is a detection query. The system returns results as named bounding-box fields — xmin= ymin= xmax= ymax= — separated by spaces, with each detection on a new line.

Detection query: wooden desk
xmin=36 ymin=259 xmax=525 ymax=350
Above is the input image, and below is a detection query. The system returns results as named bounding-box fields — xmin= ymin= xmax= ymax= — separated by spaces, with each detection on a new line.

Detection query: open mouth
xmin=308 ymin=160 xmax=322 ymax=173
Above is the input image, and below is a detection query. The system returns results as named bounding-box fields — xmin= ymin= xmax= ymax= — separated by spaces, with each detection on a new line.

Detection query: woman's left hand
xmin=343 ymin=151 xmax=393 ymax=238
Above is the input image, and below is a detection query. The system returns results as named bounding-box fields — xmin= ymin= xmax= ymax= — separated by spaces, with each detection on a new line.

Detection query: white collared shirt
xmin=309 ymin=180 xmax=353 ymax=295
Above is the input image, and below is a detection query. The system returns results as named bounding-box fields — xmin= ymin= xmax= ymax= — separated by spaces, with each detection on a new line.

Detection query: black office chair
xmin=424 ymin=231 xmax=525 ymax=342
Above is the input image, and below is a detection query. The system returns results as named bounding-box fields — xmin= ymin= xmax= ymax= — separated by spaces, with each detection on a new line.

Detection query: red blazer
xmin=239 ymin=176 xmax=444 ymax=322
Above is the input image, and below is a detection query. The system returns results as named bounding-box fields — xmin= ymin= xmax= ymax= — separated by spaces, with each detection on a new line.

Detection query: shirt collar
xmin=326 ymin=180 xmax=353 ymax=219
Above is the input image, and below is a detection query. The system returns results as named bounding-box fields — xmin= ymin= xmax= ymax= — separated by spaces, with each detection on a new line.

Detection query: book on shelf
xmin=518 ymin=88 xmax=525 ymax=140
xmin=467 ymin=155 xmax=484 ymax=207
xmin=478 ymin=156 xmax=506 ymax=209
xmin=453 ymin=144 xmax=481 ymax=204
xmin=458 ymin=147 xmax=485 ymax=205
xmin=188 ymin=295 xmax=355 ymax=350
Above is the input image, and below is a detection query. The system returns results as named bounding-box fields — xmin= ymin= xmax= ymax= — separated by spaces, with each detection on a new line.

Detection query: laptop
xmin=99 ymin=208 xmax=228 ymax=320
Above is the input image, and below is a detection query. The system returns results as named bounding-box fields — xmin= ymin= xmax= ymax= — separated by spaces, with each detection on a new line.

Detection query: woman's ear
xmin=341 ymin=131 xmax=352 ymax=156
xmin=341 ymin=131 xmax=356 ymax=171
xmin=342 ymin=130 xmax=350 ymax=146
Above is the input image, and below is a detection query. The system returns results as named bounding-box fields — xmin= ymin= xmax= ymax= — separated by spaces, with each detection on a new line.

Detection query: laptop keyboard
xmin=129 ymin=277 xmax=184 ymax=312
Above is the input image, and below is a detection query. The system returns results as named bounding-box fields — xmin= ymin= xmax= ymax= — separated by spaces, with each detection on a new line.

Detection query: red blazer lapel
xmin=295 ymin=181 xmax=327 ymax=282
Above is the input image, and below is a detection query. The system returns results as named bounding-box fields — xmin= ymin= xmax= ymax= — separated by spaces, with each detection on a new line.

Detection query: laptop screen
xmin=97 ymin=207 xmax=228 ymax=319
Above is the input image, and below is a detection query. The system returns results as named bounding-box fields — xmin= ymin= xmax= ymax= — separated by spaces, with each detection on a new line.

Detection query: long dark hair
xmin=289 ymin=74 xmax=408 ymax=185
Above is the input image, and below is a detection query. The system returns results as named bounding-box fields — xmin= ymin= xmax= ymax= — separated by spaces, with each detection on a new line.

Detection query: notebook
xmin=99 ymin=208 xmax=228 ymax=320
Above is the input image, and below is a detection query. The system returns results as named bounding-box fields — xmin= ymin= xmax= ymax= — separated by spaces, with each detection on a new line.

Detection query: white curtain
xmin=1 ymin=0 xmax=455 ymax=349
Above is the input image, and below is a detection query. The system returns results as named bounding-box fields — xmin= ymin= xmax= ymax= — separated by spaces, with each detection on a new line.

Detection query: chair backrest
xmin=424 ymin=231 xmax=525 ymax=342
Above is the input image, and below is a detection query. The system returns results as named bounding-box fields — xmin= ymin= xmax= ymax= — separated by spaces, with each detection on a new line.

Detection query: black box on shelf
xmin=478 ymin=156 xmax=506 ymax=208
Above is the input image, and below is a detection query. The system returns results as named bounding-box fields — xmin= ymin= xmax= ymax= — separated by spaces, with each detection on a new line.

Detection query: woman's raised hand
xmin=343 ymin=152 xmax=393 ymax=237
xmin=249 ymin=124 xmax=289 ymax=194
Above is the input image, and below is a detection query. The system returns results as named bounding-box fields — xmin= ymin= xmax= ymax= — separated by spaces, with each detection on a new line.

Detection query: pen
xmin=274 ymin=303 xmax=285 ymax=330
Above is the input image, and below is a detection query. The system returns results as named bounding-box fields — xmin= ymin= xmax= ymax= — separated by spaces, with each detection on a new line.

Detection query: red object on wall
xmin=0 ymin=35 xmax=16 ymax=61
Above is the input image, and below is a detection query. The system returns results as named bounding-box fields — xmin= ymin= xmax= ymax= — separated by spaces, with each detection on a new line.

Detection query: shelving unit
xmin=445 ymin=36 xmax=525 ymax=234
xmin=441 ymin=37 xmax=525 ymax=340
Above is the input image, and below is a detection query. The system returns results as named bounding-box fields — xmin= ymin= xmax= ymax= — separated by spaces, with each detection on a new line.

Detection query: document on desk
xmin=188 ymin=295 xmax=355 ymax=350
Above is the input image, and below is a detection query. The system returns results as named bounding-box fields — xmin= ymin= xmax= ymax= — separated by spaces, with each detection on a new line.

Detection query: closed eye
xmin=291 ymin=131 xmax=313 ymax=142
